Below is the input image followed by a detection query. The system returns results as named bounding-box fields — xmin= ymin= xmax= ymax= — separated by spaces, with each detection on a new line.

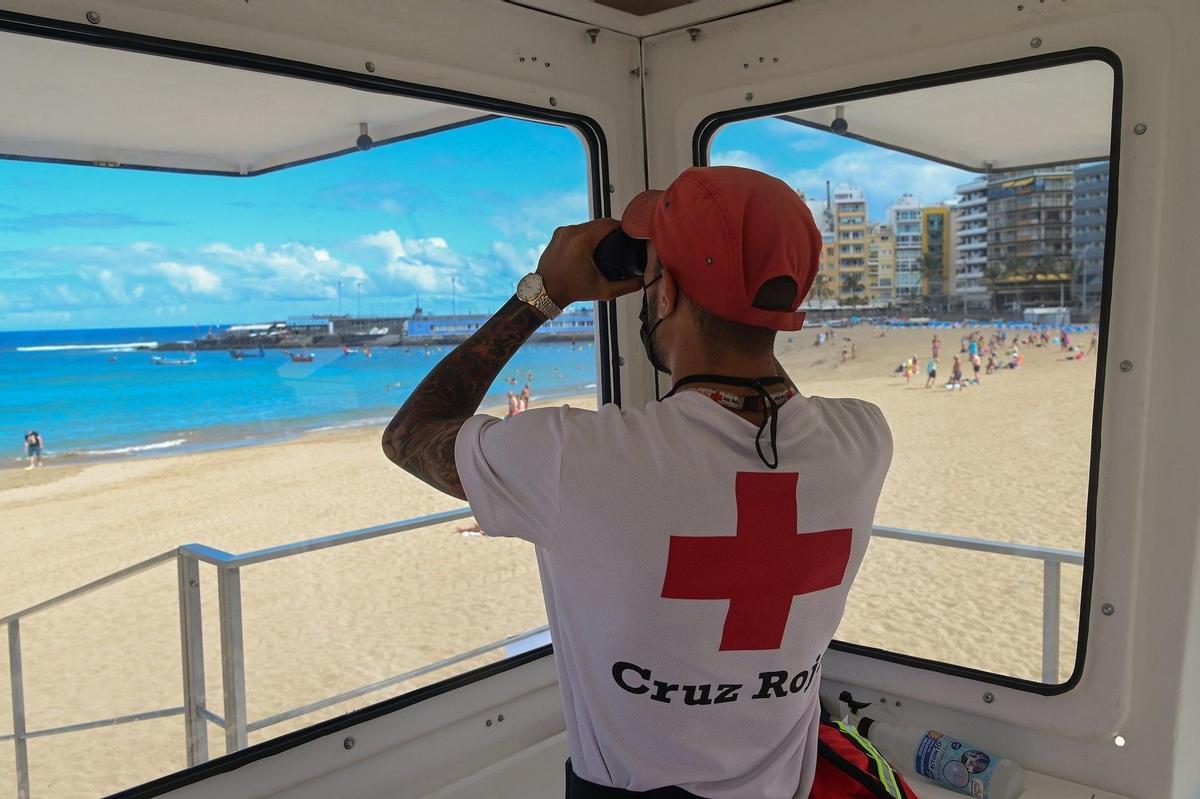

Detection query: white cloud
xmin=490 ymin=240 xmax=544 ymax=278
xmin=154 ymin=261 xmax=224 ymax=296
xmin=97 ymin=269 xmax=134 ymax=304
xmin=53 ymin=283 xmax=83 ymax=306
xmin=489 ymin=191 xmax=588 ymax=241
xmin=203 ymin=241 xmax=366 ymax=300
xmin=359 ymin=230 xmax=464 ymax=293
xmin=786 ymin=150 xmax=975 ymax=210
xmin=710 ymin=149 xmax=768 ymax=171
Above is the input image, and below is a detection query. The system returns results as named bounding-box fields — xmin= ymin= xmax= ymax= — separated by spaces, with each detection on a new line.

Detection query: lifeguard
xmin=383 ymin=166 xmax=896 ymax=798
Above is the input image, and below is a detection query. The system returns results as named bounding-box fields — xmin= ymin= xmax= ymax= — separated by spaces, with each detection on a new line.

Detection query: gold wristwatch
xmin=516 ymin=273 xmax=562 ymax=320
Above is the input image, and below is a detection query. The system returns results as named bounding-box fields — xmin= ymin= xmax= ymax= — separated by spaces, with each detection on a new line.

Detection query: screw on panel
xmin=982 ymin=692 xmax=995 ymax=703
xmin=1120 ymin=360 xmax=1133 ymax=372
xmin=687 ymin=28 xmax=701 ymax=42
xmin=630 ymin=67 xmax=641 ymax=77
xmin=86 ymin=10 xmax=101 ymax=24
xmin=617 ymin=356 xmax=626 ymax=367
xmin=485 ymin=718 xmax=493 ymax=727
xmin=545 ymin=62 xmax=551 ymax=68
xmin=745 ymin=92 xmax=754 ymax=102
xmin=1102 ymin=603 xmax=1115 ymax=616
xmin=497 ymin=714 xmax=505 ymax=722
xmin=1134 ymin=123 xmax=1148 ymax=135
xmin=549 ymin=97 xmax=558 ymax=107
xmin=1030 ymin=37 xmax=1042 ymax=48
xmin=743 ymin=63 xmax=750 ymax=69
xmin=364 ymin=61 xmax=376 ymax=73
xmin=607 ymin=184 xmax=615 ymax=193
xmin=587 ymin=28 xmax=600 ymax=43
xmin=343 ymin=736 xmax=355 ymax=750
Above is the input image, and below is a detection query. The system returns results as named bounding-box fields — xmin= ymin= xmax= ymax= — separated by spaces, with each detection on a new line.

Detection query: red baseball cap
xmin=620 ymin=166 xmax=821 ymax=331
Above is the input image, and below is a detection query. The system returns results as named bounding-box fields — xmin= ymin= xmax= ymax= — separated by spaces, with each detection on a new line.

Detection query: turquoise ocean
xmin=0 ymin=326 xmax=596 ymax=467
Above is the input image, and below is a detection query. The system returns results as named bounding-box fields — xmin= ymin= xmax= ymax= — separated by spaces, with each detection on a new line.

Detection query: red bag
xmin=812 ymin=719 xmax=921 ymax=798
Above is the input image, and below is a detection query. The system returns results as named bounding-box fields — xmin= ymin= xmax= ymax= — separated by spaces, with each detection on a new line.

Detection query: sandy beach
xmin=0 ymin=325 xmax=1096 ymax=797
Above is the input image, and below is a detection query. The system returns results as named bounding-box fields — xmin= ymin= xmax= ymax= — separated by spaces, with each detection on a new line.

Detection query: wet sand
xmin=0 ymin=326 xmax=1096 ymax=797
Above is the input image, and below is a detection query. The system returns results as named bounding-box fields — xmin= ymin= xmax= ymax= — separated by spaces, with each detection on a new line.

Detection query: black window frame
xmin=0 ymin=8 xmax=621 ymax=797
xmin=693 ymin=46 xmax=1122 ymax=697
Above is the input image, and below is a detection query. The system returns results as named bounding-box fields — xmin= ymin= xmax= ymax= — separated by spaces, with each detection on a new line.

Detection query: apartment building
xmin=953 ymin=177 xmax=990 ymax=310
xmin=1073 ymin=162 xmax=1109 ymax=316
xmin=888 ymin=194 xmax=923 ymax=302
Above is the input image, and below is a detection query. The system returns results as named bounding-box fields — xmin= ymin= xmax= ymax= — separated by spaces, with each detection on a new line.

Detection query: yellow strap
xmin=832 ymin=721 xmax=903 ymax=799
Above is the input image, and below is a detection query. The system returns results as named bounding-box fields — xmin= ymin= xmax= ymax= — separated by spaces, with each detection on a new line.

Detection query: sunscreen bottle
xmin=858 ymin=717 xmax=1025 ymax=799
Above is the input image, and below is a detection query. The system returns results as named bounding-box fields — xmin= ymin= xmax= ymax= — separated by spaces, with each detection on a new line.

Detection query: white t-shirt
xmin=455 ymin=391 xmax=892 ymax=799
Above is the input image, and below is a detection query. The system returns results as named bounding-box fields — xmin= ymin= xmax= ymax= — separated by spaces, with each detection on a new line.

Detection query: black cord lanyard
xmin=664 ymin=374 xmax=787 ymax=469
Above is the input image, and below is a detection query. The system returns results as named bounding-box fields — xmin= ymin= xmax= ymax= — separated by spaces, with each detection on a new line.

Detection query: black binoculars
xmin=592 ymin=229 xmax=647 ymax=282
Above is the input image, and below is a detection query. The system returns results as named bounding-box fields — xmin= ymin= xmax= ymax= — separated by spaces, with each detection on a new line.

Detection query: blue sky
xmin=710 ymin=117 xmax=978 ymax=220
xmin=0 ymin=115 xmax=975 ymax=331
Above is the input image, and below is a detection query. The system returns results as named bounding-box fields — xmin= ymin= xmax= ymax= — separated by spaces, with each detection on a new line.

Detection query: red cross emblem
xmin=660 ymin=472 xmax=852 ymax=651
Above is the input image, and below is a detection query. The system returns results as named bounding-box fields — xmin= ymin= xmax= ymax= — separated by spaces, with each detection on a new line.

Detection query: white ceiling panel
xmin=0 ymin=30 xmax=493 ymax=175
xmin=776 ymin=59 xmax=1114 ymax=171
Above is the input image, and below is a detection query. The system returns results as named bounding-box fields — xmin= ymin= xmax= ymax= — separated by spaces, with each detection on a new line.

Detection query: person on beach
xmin=24 ymin=431 xmax=43 ymax=469
xmin=932 ymin=334 xmax=940 ymax=359
xmin=950 ymin=355 xmax=964 ymax=389
xmin=506 ymin=391 xmax=520 ymax=418
xmin=381 ymin=166 xmax=896 ymax=799
xmin=925 ymin=356 xmax=938 ymax=388
xmin=971 ymin=352 xmax=982 ymax=383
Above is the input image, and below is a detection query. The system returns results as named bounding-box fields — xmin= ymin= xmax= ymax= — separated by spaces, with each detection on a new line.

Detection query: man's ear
xmin=658 ymin=268 xmax=678 ymax=318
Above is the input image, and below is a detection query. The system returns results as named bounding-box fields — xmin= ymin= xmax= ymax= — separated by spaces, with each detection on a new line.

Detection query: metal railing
xmin=2 ymin=512 xmax=1082 ymax=798
xmin=871 ymin=524 xmax=1085 ymax=682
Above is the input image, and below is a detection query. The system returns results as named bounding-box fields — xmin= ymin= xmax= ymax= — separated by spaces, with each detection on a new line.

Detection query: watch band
xmin=529 ymin=291 xmax=562 ymax=320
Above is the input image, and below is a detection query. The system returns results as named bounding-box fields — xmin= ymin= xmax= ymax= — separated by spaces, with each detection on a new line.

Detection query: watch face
xmin=517 ymin=273 xmax=543 ymax=302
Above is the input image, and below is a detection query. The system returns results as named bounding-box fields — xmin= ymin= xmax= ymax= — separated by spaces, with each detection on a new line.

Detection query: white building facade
xmin=953 ymin=178 xmax=990 ymax=309
xmin=888 ymin=193 xmax=923 ymax=301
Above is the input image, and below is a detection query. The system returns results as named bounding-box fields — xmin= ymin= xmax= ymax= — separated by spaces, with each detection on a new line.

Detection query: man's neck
xmin=669 ymin=355 xmax=781 ymax=394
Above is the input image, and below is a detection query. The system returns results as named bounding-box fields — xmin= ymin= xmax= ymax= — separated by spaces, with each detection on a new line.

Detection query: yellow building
xmin=921 ymin=205 xmax=954 ymax=302
xmin=866 ymin=223 xmax=895 ymax=304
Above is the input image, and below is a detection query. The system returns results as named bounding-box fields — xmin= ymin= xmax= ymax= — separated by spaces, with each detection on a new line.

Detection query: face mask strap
xmin=640 ymin=273 xmax=671 ymax=382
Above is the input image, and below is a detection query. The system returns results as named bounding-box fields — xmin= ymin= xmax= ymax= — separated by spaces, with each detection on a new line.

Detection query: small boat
xmin=151 ymin=354 xmax=197 ymax=366
xmin=229 ymin=348 xmax=265 ymax=359
xmin=287 ymin=351 xmax=315 ymax=363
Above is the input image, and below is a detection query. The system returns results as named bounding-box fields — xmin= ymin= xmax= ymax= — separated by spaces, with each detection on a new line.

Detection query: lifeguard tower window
xmin=0 ymin=27 xmax=599 ymax=799
xmin=701 ymin=54 xmax=1117 ymax=689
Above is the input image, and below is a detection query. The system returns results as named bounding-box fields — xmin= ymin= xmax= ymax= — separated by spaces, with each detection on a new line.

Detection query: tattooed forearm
xmin=381 ymin=295 xmax=546 ymax=498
